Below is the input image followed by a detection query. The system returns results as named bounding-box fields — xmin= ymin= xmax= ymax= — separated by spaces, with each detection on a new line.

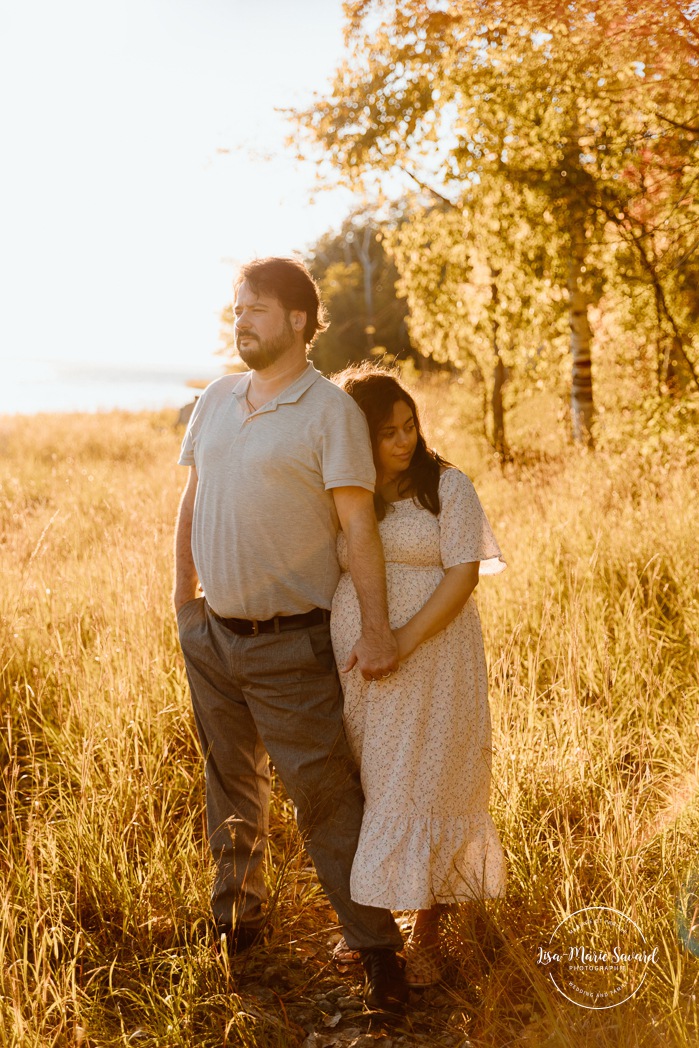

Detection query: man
xmin=174 ymin=257 xmax=408 ymax=1013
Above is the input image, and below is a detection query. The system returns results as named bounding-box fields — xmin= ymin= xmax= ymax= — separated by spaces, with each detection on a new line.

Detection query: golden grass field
xmin=2 ymin=378 xmax=699 ymax=1047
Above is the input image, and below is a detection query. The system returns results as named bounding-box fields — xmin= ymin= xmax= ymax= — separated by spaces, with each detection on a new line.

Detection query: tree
xmin=305 ymin=212 xmax=416 ymax=374
xmin=590 ymin=3 xmax=699 ymax=393
xmin=385 ymin=178 xmax=567 ymax=458
xmin=295 ymin=0 xmax=699 ymax=445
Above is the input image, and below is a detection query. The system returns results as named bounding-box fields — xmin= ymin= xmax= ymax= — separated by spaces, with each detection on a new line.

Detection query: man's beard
xmin=236 ymin=318 xmax=295 ymax=370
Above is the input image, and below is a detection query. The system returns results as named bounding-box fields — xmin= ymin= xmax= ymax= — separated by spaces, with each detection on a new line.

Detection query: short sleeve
xmin=177 ymin=374 xmax=242 ymax=467
xmin=439 ymin=469 xmax=506 ymax=576
xmin=178 ymin=393 xmax=207 ymax=467
xmin=321 ymin=393 xmax=376 ymax=492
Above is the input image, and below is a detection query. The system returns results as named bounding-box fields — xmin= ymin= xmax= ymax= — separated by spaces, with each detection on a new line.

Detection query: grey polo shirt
xmin=179 ymin=363 xmax=375 ymax=619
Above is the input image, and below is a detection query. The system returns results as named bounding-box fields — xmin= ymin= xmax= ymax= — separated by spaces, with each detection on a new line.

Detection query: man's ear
xmin=290 ymin=310 xmax=306 ymax=332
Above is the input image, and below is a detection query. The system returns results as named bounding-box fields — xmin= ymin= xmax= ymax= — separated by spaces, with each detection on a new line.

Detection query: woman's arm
xmin=394 ymin=561 xmax=479 ymax=661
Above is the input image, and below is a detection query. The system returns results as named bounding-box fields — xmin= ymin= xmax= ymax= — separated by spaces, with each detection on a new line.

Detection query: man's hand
xmin=343 ymin=625 xmax=399 ymax=681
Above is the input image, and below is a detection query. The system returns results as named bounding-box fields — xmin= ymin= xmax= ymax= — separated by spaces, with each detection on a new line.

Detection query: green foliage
xmin=306 ymin=211 xmax=415 ymax=373
xmin=600 ymin=389 xmax=699 ymax=465
xmin=294 ymin=0 xmax=699 ymax=442
xmin=385 ymin=182 xmax=570 ymax=383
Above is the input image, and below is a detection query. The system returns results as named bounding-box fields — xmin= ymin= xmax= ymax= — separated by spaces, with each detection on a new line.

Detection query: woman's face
xmin=375 ymin=398 xmax=418 ymax=480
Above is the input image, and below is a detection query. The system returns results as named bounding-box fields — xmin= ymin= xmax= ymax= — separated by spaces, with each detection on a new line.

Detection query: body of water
xmin=0 ymin=359 xmax=222 ymax=416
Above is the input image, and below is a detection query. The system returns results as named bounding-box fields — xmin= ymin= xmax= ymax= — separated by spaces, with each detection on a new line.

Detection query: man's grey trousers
xmin=177 ymin=597 xmax=402 ymax=951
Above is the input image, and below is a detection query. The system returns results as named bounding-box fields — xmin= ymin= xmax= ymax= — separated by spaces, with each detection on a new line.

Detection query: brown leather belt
xmin=209 ymin=605 xmax=329 ymax=637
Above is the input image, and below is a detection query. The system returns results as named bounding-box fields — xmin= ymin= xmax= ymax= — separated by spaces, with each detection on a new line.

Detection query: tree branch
xmin=396 ymin=164 xmax=461 ymax=211
xmin=657 ymin=112 xmax=699 ymax=135
xmin=669 ymin=1 xmax=699 ymax=49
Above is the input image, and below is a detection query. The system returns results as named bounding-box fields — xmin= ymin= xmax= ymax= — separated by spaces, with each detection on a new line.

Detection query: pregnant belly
xmin=385 ymin=563 xmax=444 ymax=629
xmin=332 ymin=563 xmax=443 ymax=642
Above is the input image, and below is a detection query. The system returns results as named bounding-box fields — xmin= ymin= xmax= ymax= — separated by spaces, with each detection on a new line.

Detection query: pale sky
xmin=0 ymin=0 xmax=355 ymax=389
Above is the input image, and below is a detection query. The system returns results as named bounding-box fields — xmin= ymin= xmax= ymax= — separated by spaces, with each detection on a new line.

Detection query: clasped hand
xmin=342 ymin=627 xmax=399 ymax=682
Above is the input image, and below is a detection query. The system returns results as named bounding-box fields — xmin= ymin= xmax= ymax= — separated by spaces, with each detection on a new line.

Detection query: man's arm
xmin=332 ymin=486 xmax=398 ymax=681
xmin=173 ymin=466 xmax=200 ymax=613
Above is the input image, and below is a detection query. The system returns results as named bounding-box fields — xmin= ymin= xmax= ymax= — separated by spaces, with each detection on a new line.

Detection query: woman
xmin=330 ymin=365 xmax=507 ymax=987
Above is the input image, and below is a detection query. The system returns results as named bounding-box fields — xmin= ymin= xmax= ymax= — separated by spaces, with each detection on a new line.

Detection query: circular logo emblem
xmin=537 ymin=907 xmax=657 ymax=1009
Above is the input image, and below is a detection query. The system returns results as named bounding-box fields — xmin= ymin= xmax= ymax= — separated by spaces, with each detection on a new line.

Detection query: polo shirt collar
xmin=232 ymin=362 xmax=321 ymax=413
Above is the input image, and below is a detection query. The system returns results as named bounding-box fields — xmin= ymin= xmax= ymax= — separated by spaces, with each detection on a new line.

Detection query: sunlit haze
xmin=0 ymin=0 xmax=353 ymax=412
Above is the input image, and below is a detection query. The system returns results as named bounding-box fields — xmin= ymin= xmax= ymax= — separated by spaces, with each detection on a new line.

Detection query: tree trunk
xmin=489 ymin=273 xmax=508 ymax=459
xmin=568 ymin=224 xmax=595 ymax=446
xmin=664 ymin=335 xmax=696 ymax=394
xmin=492 ymin=351 xmax=507 ymax=459
xmin=354 ymin=226 xmax=376 ymax=352
xmin=628 ymin=215 xmax=699 ymax=395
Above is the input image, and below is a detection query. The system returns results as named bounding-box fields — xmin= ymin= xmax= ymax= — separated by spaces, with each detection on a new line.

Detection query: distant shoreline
xmin=0 ymin=365 xmax=221 ymax=417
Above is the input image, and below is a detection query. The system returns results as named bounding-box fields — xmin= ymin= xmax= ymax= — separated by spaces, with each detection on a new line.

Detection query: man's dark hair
xmin=235 ymin=257 xmax=329 ymax=346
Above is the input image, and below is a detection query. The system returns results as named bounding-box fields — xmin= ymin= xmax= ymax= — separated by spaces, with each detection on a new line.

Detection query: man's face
xmin=234 ymin=281 xmax=296 ymax=370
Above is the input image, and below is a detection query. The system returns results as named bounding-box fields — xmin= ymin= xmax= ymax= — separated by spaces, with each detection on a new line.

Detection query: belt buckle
xmin=250 ymin=619 xmax=259 ymax=637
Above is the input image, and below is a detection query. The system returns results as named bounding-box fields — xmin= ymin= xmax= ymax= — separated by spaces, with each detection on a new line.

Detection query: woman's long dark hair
xmin=334 ymin=363 xmax=452 ymax=520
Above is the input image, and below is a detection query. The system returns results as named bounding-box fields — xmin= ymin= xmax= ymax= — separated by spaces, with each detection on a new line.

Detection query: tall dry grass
xmin=1 ymin=386 xmax=698 ymax=1047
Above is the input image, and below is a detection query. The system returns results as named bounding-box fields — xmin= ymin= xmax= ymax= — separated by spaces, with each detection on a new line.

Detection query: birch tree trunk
xmin=568 ymin=222 xmax=595 ymax=446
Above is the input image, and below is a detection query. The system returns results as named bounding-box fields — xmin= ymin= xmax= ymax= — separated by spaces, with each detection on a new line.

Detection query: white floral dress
xmin=331 ymin=468 xmax=507 ymax=909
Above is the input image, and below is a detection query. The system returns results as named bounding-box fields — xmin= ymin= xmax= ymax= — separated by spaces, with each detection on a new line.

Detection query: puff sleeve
xmin=438 ymin=468 xmax=506 ymax=576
